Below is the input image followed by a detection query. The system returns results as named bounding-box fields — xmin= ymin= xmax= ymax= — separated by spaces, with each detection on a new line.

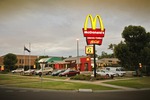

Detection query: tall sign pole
xmin=93 ymin=44 xmax=97 ymax=77
xmin=82 ymin=14 xmax=106 ymax=78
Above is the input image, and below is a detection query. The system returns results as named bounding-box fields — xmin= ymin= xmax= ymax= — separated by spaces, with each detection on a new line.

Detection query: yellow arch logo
xmin=84 ymin=14 xmax=104 ymax=31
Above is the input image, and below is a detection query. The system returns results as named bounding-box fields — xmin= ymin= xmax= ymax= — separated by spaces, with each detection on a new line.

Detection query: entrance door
xmin=84 ymin=63 xmax=88 ymax=71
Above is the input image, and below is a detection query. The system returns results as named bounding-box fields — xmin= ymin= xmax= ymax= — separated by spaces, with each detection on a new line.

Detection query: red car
xmin=59 ymin=69 xmax=80 ymax=77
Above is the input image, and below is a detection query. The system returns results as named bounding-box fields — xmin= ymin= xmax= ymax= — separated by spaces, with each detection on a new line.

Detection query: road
xmin=0 ymin=87 xmax=150 ymax=100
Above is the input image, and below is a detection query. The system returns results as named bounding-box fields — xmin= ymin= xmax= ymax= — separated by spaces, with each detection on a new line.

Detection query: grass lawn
xmin=0 ymin=74 xmax=116 ymax=90
xmin=104 ymin=76 xmax=150 ymax=89
xmin=13 ymin=81 xmax=115 ymax=90
xmin=0 ymin=74 xmax=40 ymax=85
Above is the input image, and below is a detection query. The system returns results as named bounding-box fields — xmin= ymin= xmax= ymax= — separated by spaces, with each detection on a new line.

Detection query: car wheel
xmin=117 ymin=74 xmax=119 ymax=77
xmin=65 ymin=74 xmax=68 ymax=77
xmin=48 ymin=71 xmax=52 ymax=75
xmin=106 ymin=74 xmax=109 ymax=78
xmin=111 ymin=75 xmax=114 ymax=79
xmin=76 ymin=73 xmax=79 ymax=76
xmin=30 ymin=72 xmax=33 ymax=76
xmin=39 ymin=72 xmax=42 ymax=77
xmin=20 ymin=71 xmax=24 ymax=75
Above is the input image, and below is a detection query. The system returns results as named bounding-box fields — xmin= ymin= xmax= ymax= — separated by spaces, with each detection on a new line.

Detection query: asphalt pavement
xmin=0 ymin=86 xmax=150 ymax=100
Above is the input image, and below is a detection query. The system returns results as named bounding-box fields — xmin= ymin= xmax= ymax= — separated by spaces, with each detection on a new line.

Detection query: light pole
xmin=76 ymin=38 xmax=79 ymax=70
xmin=76 ymin=39 xmax=79 ymax=57
xmin=40 ymin=62 xmax=45 ymax=88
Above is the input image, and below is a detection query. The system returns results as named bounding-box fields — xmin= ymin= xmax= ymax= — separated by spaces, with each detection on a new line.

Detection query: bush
xmin=71 ymin=74 xmax=112 ymax=81
xmin=71 ymin=74 xmax=91 ymax=81
xmin=0 ymin=70 xmax=9 ymax=74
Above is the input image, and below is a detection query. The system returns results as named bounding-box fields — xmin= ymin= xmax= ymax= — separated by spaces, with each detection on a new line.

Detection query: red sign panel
xmin=86 ymin=37 xmax=102 ymax=39
xmin=86 ymin=39 xmax=103 ymax=45
xmin=82 ymin=28 xmax=105 ymax=37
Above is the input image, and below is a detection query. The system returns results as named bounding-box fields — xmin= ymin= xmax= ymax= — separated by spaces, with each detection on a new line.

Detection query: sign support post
xmin=93 ymin=44 xmax=97 ymax=78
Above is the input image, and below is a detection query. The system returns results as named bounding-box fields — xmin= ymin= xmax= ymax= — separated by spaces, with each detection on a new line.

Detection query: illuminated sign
xmin=83 ymin=14 xmax=104 ymax=30
xmin=86 ymin=57 xmax=90 ymax=61
xmin=82 ymin=14 xmax=105 ymax=45
xmin=1 ymin=66 xmax=4 ymax=71
xmin=83 ymin=28 xmax=105 ymax=37
xmin=86 ymin=39 xmax=102 ymax=45
xmin=85 ymin=46 xmax=94 ymax=54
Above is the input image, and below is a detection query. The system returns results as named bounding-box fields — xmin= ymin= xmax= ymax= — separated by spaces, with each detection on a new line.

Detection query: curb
xmin=78 ymin=89 xmax=93 ymax=92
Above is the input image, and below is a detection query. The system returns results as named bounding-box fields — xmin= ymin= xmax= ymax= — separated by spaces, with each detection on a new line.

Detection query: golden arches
xmin=84 ymin=14 xmax=104 ymax=31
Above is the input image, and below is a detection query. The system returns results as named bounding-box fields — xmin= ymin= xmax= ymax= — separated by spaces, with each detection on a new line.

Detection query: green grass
xmin=0 ymin=74 xmax=116 ymax=90
xmin=14 ymin=81 xmax=115 ymax=90
xmin=104 ymin=77 xmax=150 ymax=89
xmin=43 ymin=75 xmax=67 ymax=80
xmin=0 ymin=74 xmax=39 ymax=84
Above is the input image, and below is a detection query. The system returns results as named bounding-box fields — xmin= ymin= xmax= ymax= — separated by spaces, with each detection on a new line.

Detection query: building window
xmin=108 ymin=60 xmax=112 ymax=62
xmin=22 ymin=59 xmax=24 ymax=64
xmin=19 ymin=59 xmax=22 ymax=64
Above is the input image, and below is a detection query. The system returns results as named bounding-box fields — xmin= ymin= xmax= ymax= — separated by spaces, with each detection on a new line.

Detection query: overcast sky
xmin=0 ymin=0 xmax=150 ymax=57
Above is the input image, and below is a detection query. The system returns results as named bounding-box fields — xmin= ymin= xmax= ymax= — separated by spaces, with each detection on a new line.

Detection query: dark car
xmin=59 ymin=69 xmax=80 ymax=77
xmin=51 ymin=69 xmax=65 ymax=76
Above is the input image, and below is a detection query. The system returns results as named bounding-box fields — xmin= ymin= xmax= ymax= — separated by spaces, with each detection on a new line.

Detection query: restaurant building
xmin=39 ymin=56 xmax=92 ymax=71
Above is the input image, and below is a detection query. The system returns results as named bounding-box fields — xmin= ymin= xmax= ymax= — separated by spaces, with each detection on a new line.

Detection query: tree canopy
xmin=114 ymin=25 xmax=150 ymax=69
xmin=3 ymin=53 xmax=18 ymax=71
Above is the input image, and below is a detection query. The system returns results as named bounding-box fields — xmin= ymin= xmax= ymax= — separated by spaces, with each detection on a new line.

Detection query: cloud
xmin=0 ymin=0 xmax=150 ymax=57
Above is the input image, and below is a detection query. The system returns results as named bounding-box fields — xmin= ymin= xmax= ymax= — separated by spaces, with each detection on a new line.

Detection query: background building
xmin=96 ymin=58 xmax=120 ymax=67
xmin=0 ymin=54 xmax=38 ymax=70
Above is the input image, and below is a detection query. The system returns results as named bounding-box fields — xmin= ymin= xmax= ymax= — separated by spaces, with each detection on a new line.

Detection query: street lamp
xmin=76 ymin=38 xmax=79 ymax=70
xmin=39 ymin=62 xmax=45 ymax=88
xmin=76 ymin=39 xmax=79 ymax=57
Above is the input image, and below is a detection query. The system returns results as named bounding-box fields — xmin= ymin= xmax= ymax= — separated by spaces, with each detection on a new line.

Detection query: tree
xmin=114 ymin=41 xmax=132 ymax=69
xmin=114 ymin=25 xmax=150 ymax=70
xmin=108 ymin=44 xmax=116 ymax=51
xmin=98 ymin=51 xmax=114 ymax=59
xmin=3 ymin=53 xmax=18 ymax=71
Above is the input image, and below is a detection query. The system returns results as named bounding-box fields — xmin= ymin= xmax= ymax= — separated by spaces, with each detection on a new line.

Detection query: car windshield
xmin=16 ymin=68 xmax=23 ymax=70
xmin=63 ymin=69 xmax=70 ymax=73
xmin=56 ymin=70 xmax=63 ymax=73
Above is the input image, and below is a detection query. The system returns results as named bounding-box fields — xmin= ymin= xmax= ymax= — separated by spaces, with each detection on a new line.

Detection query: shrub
xmin=71 ymin=74 xmax=91 ymax=81
xmin=71 ymin=74 xmax=112 ymax=81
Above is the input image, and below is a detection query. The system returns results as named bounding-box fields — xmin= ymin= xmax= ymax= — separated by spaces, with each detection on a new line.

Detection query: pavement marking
xmin=19 ymin=90 xmax=28 ymax=92
xmin=78 ymin=89 xmax=93 ymax=92
xmin=5 ymin=90 xmax=14 ymax=92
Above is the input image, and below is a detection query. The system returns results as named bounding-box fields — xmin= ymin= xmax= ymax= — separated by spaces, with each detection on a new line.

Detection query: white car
xmin=96 ymin=69 xmax=116 ymax=77
xmin=11 ymin=68 xmax=24 ymax=73
xmin=23 ymin=69 xmax=36 ymax=75
xmin=35 ymin=67 xmax=53 ymax=75
xmin=105 ymin=67 xmax=126 ymax=77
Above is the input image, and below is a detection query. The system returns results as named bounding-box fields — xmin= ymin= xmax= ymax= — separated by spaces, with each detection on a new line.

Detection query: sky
xmin=0 ymin=0 xmax=150 ymax=57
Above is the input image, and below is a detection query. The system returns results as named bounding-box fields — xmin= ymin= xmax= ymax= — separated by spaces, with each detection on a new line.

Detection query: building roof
xmin=64 ymin=56 xmax=89 ymax=61
xmin=49 ymin=61 xmax=69 ymax=64
xmin=38 ymin=57 xmax=63 ymax=63
xmin=64 ymin=56 xmax=90 ymax=64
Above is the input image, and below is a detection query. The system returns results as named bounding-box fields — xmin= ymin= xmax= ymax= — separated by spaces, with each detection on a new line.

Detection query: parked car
xmin=105 ymin=67 xmax=126 ymax=77
xmin=23 ymin=69 xmax=36 ymax=75
xmin=35 ymin=67 xmax=53 ymax=75
xmin=96 ymin=69 xmax=116 ymax=77
xmin=11 ymin=68 xmax=24 ymax=73
xmin=59 ymin=69 xmax=80 ymax=77
xmin=51 ymin=69 xmax=65 ymax=76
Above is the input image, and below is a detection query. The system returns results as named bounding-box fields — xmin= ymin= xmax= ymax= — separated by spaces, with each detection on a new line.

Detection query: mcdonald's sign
xmin=85 ymin=46 xmax=94 ymax=54
xmin=86 ymin=39 xmax=103 ymax=45
xmin=82 ymin=14 xmax=105 ymax=45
